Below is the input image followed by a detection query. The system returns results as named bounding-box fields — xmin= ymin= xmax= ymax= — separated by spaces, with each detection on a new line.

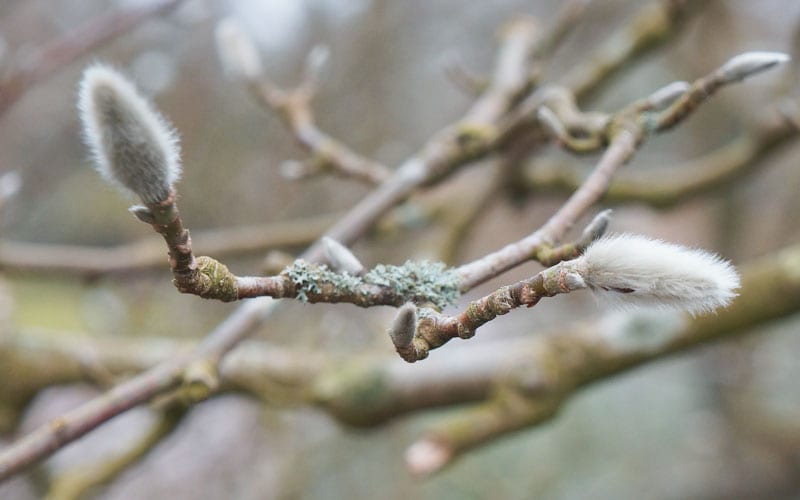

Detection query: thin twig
xmin=0 ymin=0 xmax=184 ymax=116
xmin=525 ymin=105 xmax=798 ymax=207
xmin=0 ymin=213 xmax=336 ymax=277
xmin=238 ymin=42 xmax=391 ymax=185
xmin=44 ymin=405 xmax=187 ymax=500
xmin=563 ymin=0 xmax=709 ymax=100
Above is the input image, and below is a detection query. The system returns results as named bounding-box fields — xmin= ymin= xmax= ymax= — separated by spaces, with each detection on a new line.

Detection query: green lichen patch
xmin=365 ymin=260 xmax=460 ymax=309
xmin=285 ymin=260 xmax=362 ymax=302
xmin=284 ymin=259 xmax=461 ymax=308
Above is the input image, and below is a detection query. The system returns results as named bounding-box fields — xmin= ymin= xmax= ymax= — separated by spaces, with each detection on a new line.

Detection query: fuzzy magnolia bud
xmin=573 ymin=234 xmax=740 ymax=316
xmin=388 ymin=302 xmax=417 ymax=348
xmin=321 ymin=236 xmax=365 ymax=276
xmin=214 ymin=18 xmax=264 ymax=81
xmin=78 ymin=64 xmax=181 ymax=205
xmin=718 ymin=51 xmax=790 ymax=83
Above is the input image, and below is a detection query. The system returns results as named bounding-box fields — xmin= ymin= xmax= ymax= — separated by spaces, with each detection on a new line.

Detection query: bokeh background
xmin=1 ymin=0 xmax=800 ymax=499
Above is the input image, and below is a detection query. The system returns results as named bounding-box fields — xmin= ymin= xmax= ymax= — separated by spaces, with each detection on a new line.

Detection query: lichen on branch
xmin=284 ymin=259 xmax=461 ymax=309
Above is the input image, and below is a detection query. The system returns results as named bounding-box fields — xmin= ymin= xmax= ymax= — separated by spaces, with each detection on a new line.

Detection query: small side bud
xmin=214 ymin=18 xmax=264 ymax=81
xmin=536 ymin=106 xmax=567 ymax=139
xmin=718 ymin=51 xmax=790 ymax=83
xmin=405 ymin=439 xmax=451 ymax=476
xmin=321 ymin=236 xmax=365 ymax=276
xmin=78 ymin=64 xmax=181 ymax=205
xmin=129 ymin=205 xmax=156 ymax=224
xmin=645 ymin=81 xmax=690 ymax=110
xmin=575 ymin=234 xmax=740 ymax=316
xmin=579 ymin=209 xmax=612 ymax=246
xmin=388 ymin=302 xmax=417 ymax=348
xmin=305 ymin=44 xmax=330 ymax=82
xmin=0 ymin=171 xmax=21 ymax=202
xmin=280 ymin=159 xmax=316 ymax=180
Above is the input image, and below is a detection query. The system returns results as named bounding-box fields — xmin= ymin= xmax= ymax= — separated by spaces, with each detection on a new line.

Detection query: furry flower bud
xmin=78 ymin=64 xmax=181 ymax=205
xmin=574 ymin=234 xmax=740 ymax=316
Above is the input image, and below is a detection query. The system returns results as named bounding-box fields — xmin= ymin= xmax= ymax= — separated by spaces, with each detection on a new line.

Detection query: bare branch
xmin=564 ymin=0 xmax=710 ymax=100
xmin=216 ymin=19 xmax=391 ymax=185
xmin=523 ymin=102 xmax=799 ymax=207
xmin=0 ymin=213 xmax=334 ymax=277
xmin=45 ymin=405 xmax=186 ymax=500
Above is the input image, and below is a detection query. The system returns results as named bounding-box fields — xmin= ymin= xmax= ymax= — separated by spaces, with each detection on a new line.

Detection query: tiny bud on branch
xmin=0 ymin=171 xmax=21 ymax=202
xmin=718 ymin=51 xmax=790 ymax=83
xmin=321 ymin=236 xmax=365 ymax=276
xmin=280 ymin=160 xmax=314 ymax=180
xmin=405 ymin=439 xmax=451 ymax=476
xmin=388 ymin=302 xmax=417 ymax=348
xmin=579 ymin=209 xmax=612 ymax=246
xmin=214 ymin=18 xmax=264 ymax=81
xmin=304 ymin=44 xmax=330 ymax=85
xmin=645 ymin=81 xmax=690 ymax=110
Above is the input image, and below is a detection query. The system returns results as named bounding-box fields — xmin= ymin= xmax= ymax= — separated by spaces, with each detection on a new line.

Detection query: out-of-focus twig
xmin=216 ymin=21 xmax=391 ymax=185
xmin=525 ymin=98 xmax=799 ymax=207
xmin=0 ymin=213 xmax=336 ymax=277
xmin=563 ymin=0 xmax=709 ymax=101
xmin=44 ymin=405 xmax=187 ymax=500
xmin=0 ymin=0 xmax=184 ymax=116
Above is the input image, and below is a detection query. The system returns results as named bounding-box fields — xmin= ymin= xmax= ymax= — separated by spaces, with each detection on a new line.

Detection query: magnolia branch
xmin=115 ymin=53 xmax=783 ymax=308
xmin=0 ymin=2 xmax=740 ymax=481
xmin=0 ymin=241 xmax=799 ymax=477
xmin=0 ymin=213 xmax=335 ymax=276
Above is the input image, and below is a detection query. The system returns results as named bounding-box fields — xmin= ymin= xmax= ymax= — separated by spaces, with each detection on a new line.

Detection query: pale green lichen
xmin=365 ymin=260 xmax=460 ymax=309
xmin=285 ymin=260 xmax=362 ymax=302
xmin=284 ymin=259 xmax=461 ymax=308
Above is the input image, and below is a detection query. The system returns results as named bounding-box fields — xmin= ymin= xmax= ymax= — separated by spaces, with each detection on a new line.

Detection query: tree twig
xmin=0 ymin=0 xmax=184 ymax=116
xmin=0 ymin=213 xmax=336 ymax=277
